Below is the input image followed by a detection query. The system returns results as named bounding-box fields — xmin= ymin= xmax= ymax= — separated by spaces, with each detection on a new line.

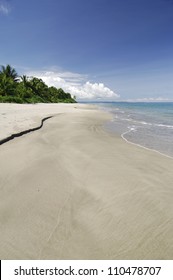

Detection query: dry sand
xmin=0 ymin=103 xmax=83 ymax=140
xmin=0 ymin=103 xmax=173 ymax=259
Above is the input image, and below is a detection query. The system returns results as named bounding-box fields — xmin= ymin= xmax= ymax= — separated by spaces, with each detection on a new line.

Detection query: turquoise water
xmin=98 ymin=102 xmax=173 ymax=158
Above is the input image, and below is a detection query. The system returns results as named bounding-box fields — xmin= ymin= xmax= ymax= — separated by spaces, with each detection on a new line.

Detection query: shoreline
xmin=121 ymin=128 xmax=173 ymax=160
xmin=103 ymin=112 xmax=173 ymax=160
xmin=0 ymin=103 xmax=173 ymax=259
xmin=1 ymin=102 xmax=172 ymax=160
xmin=98 ymin=103 xmax=173 ymax=160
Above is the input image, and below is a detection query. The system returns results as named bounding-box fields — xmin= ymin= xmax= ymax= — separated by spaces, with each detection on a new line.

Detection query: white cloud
xmin=69 ymin=81 xmax=119 ymax=100
xmin=26 ymin=69 xmax=119 ymax=100
xmin=0 ymin=1 xmax=10 ymax=15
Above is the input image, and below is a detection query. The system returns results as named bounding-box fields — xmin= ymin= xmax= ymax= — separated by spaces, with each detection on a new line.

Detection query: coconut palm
xmin=0 ymin=64 xmax=19 ymax=82
xmin=20 ymin=75 xmax=29 ymax=87
xmin=0 ymin=74 xmax=16 ymax=96
xmin=29 ymin=77 xmax=49 ymax=100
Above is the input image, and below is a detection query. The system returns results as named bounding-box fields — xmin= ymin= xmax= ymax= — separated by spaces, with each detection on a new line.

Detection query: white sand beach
xmin=0 ymin=103 xmax=173 ymax=259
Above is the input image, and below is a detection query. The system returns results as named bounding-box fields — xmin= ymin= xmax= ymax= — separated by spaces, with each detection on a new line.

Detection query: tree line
xmin=0 ymin=65 xmax=76 ymax=104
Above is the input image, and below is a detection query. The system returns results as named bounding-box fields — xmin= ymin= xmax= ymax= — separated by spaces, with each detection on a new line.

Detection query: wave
xmin=155 ymin=124 xmax=173 ymax=129
xmin=114 ymin=115 xmax=173 ymax=129
xmin=100 ymin=102 xmax=173 ymax=159
xmin=121 ymin=128 xmax=173 ymax=160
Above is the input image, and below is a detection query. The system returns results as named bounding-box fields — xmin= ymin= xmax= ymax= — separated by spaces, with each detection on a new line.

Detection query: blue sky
xmin=1 ymin=0 xmax=173 ymax=101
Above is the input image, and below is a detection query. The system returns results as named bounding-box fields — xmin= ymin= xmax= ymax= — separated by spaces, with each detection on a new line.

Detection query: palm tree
xmin=29 ymin=77 xmax=48 ymax=99
xmin=0 ymin=64 xmax=19 ymax=82
xmin=0 ymin=74 xmax=16 ymax=96
xmin=20 ymin=75 xmax=29 ymax=87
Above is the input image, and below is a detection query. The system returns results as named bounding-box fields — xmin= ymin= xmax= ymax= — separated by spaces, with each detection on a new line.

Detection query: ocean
xmin=97 ymin=102 xmax=173 ymax=158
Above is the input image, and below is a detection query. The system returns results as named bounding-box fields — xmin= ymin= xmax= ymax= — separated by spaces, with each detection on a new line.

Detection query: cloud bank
xmin=70 ymin=81 xmax=118 ymax=99
xmin=126 ymin=97 xmax=173 ymax=102
xmin=26 ymin=70 xmax=119 ymax=100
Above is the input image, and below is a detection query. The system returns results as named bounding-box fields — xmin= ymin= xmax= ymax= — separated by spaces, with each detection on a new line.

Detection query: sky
xmin=1 ymin=0 xmax=173 ymax=101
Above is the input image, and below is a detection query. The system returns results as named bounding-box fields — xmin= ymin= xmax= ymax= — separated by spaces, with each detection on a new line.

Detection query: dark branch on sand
xmin=0 ymin=116 xmax=53 ymax=145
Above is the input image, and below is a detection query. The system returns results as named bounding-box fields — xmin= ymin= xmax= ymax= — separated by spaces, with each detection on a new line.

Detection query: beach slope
xmin=0 ymin=104 xmax=173 ymax=259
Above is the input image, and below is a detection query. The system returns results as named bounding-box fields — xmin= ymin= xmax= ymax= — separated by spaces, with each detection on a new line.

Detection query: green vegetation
xmin=0 ymin=65 xmax=76 ymax=104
